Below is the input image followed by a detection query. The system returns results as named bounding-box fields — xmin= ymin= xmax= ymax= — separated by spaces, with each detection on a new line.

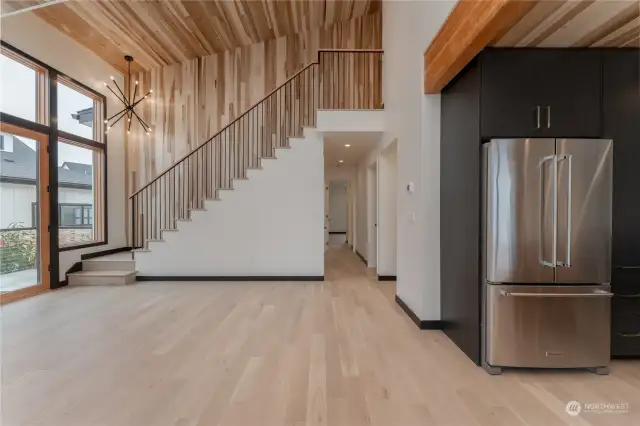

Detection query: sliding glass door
xmin=0 ymin=122 xmax=50 ymax=303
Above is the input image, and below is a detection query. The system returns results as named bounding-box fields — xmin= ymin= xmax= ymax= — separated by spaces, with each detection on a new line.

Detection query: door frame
xmin=367 ymin=161 xmax=378 ymax=268
xmin=0 ymin=122 xmax=50 ymax=304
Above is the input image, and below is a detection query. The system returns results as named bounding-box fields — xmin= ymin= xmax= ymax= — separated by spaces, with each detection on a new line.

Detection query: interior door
xmin=555 ymin=139 xmax=613 ymax=284
xmin=0 ymin=123 xmax=50 ymax=303
xmin=485 ymin=138 xmax=556 ymax=283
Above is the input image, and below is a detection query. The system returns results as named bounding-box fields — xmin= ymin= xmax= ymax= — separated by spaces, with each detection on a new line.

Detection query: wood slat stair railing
xmin=129 ymin=49 xmax=383 ymax=249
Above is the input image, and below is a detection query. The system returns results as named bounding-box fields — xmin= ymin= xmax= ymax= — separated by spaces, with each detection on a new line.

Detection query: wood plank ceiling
xmin=493 ymin=0 xmax=640 ymax=47
xmin=15 ymin=0 xmax=381 ymax=73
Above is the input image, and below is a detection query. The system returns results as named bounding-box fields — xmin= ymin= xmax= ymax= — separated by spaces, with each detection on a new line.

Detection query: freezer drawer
xmin=486 ymin=284 xmax=612 ymax=369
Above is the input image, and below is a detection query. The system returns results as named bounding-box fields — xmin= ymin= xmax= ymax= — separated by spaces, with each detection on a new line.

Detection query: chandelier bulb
xmin=150 ymin=89 xmax=153 ymax=93
xmin=103 ymin=82 xmax=108 ymax=86
xmin=146 ymin=132 xmax=150 ymax=136
xmin=127 ymin=130 xmax=130 ymax=134
xmin=135 ymin=80 xmax=139 ymax=85
xmin=110 ymin=76 xmax=115 ymax=80
xmin=103 ymin=120 xmax=108 ymax=124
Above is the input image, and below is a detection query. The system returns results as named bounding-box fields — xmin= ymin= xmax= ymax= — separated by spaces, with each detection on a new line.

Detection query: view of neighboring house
xmin=0 ymin=133 xmax=94 ymax=234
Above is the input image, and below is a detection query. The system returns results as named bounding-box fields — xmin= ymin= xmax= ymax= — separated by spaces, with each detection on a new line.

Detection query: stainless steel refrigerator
xmin=482 ymin=138 xmax=614 ymax=375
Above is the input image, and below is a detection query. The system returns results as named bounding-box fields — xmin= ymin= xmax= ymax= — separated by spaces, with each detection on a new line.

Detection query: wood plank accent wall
xmin=128 ymin=12 xmax=381 ymax=191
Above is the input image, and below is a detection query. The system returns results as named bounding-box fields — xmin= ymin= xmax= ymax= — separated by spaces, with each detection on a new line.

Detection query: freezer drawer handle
xmin=500 ymin=290 xmax=613 ymax=298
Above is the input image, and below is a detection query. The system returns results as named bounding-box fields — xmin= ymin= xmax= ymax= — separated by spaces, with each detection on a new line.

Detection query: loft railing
xmin=130 ymin=49 xmax=383 ymax=249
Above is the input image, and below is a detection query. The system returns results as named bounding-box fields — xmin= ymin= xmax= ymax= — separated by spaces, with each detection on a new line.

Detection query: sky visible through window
xmin=1 ymin=54 xmax=94 ymax=166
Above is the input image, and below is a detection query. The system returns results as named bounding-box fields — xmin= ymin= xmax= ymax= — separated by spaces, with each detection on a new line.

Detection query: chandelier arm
xmin=128 ymin=110 xmax=133 ymax=132
xmin=133 ymin=113 xmax=149 ymax=133
xmin=131 ymin=83 xmax=138 ymax=107
xmin=107 ymin=109 xmax=127 ymax=128
xmin=128 ymin=90 xmax=152 ymax=111
xmin=106 ymin=85 xmax=128 ymax=106
xmin=110 ymin=110 xmax=128 ymax=128
xmin=106 ymin=105 xmax=129 ymax=122
xmin=131 ymin=108 xmax=151 ymax=131
xmin=112 ymin=79 xmax=129 ymax=106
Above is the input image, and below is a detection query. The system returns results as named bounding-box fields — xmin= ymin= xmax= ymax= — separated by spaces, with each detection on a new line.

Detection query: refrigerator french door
xmin=483 ymin=138 xmax=613 ymax=372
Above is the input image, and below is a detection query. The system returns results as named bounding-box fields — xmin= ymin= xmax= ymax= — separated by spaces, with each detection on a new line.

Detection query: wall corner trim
xmin=395 ymin=295 xmax=442 ymax=330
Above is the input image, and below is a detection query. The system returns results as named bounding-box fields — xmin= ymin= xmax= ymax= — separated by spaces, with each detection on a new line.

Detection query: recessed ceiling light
xmin=338 ymin=160 xmax=344 ymax=163
xmin=345 ymin=144 xmax=351 ymax=147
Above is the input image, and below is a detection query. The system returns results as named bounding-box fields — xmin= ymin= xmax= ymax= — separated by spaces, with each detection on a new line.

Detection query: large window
xmin=0 ymin=50 xmax=47 ymax=124
xmin=1 ymin=44 xmax=107 ymax=255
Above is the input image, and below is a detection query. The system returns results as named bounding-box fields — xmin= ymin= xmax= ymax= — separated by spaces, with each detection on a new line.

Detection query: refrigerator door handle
xmin=558 ymin=155 xmax=573 ymax=267
xmin=539 ymin=155 xmax=556 ymax=268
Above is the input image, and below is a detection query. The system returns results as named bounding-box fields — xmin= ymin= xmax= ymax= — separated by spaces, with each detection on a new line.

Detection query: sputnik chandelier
xmin=104 ymin=55 xmax=153 ymax=135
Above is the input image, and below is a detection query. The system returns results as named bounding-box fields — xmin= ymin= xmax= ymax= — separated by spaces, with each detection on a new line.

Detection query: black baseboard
xmin=355 ymin=250 xmax=367 ymax=265
xmin=328 ymin=231 xmax=347 ymax=235
xmin=136 ymin=275 xmax=325 ymax=282
xmin=81 ymin=246 xmax=132 ymax=260
xmin=395 ymin=295 xmax=443 ymax=330
xmin=378 ymin=275 xmax=397 ymax=281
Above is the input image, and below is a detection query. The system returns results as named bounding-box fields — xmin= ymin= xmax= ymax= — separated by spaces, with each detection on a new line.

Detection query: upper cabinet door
xmin=604 ymin=50 xmax=640 ymax=267
xmin=538 ymin=50 xmax=602 ymax=138
xmin=480 ymin=49 xmax=602 ymax=139
xmin=481 ymin=49 xmax=544 ymax=138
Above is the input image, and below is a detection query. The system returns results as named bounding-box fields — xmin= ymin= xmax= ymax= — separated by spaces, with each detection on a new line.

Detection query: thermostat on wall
xmin=406 ymin=182 xmax=415 ymax=193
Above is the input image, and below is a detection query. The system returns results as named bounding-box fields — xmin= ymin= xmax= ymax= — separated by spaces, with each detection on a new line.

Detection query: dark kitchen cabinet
xmin=481 ymin=49 xmax=602 ymax=138
xmin=603 ymin=49 xmax=640 ymax=357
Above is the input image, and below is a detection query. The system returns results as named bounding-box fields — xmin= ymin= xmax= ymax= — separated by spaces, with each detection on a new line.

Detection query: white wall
xmin=135 ymin=131 xmax=324 ymax=276
xmin=2 ymin=13 xmax=127 ymax=280
xmin=377 ymin=140 xmax=398 ymax=276
xmin=328 ymin=181 xmax=348 ymax=232
xmin=382 ymin=0 xmax=456 ymax=320
xmin=317 ymin=110 xmax=385 ymax=132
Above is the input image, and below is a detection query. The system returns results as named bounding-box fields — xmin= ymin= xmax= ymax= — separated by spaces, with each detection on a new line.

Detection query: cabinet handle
xmin=535 ymin=106 xmax=541 ymax=129
xmin=616 ymin=293 xmax=640 ymax=299
xmin=615 ymin=332 xmax=640 ymax=338
xmin=546 ymin=106 xmax=551 ymax=128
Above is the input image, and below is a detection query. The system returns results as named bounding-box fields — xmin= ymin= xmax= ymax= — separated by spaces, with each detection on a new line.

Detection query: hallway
xmin=1 ymin=247 xmax=639 ymax=425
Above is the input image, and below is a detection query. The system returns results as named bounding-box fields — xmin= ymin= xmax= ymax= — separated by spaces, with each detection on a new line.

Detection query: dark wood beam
xmin=424 ymin=0 xmax=536 ymax=94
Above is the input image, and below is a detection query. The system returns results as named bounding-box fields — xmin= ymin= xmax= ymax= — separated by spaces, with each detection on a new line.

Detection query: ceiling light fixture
xmin=104 ymin=55 xmax=153 ymax=134
xmin=345 ymin=144 xmax=351 ymax=147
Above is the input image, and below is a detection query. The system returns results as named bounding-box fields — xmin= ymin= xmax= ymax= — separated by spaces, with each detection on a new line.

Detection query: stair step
xmin=83 ymin=258 xmax=135 ymax=272
xmin=132 ymin=248 xmax=151 ymax=253
xmin=68 ymin=270 xmax=136 ymax=286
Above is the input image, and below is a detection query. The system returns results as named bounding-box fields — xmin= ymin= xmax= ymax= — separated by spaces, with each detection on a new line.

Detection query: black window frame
xmin=0 ymin=41 xmax=109 ymax=289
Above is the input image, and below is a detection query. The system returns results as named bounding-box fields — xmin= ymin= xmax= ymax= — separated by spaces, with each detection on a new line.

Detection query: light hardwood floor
xmin=2 ymin=246 xmax=639 ymax=426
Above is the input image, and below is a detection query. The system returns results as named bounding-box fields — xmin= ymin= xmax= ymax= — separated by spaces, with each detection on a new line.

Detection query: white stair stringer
xmin=135 ymin=129 xmax=325 ymax=277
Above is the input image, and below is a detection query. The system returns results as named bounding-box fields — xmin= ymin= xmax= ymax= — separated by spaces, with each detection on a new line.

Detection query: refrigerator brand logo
xmin=565 ymin=400 xmax=629 ymax=416
xmin=566 ymin=401 xmax=582 ymax=416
